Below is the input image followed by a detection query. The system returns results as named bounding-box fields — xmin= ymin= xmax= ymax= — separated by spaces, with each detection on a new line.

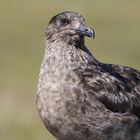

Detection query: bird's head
xmin=45 ymin=11 xmax=95 ymax=46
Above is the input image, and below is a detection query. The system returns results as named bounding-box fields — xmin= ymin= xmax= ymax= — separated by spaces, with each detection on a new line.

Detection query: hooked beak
xmin=75 ymin=23 xmax=95 ymax=39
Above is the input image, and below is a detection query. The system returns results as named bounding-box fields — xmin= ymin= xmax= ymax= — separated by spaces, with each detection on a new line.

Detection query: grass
xmin=0 ymin=0 xmax=140 ymax=139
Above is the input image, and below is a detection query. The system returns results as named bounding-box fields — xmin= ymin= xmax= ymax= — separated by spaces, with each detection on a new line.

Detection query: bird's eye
xmin=60 ymin=18 xmax=68 ymax=25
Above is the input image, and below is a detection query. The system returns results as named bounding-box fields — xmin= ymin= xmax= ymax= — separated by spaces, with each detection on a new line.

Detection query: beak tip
xmin=92 ymin=29 xmax=95 ymax=39
xmin=85 ymin=28 xmax=95 ymax=39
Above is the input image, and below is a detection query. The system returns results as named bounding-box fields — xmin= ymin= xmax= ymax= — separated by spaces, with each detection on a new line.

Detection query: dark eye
xmin=60 ymin=18 xmax=68 ymax=25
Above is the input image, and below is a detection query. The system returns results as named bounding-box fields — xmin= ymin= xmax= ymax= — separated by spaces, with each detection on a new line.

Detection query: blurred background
xmin=0 ymin=0 xmax=140 ymax=140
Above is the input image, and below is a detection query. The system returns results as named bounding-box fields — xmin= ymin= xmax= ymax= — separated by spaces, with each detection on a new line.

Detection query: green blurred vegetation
xmin=0 ymin=0 xmax=140 ymax=140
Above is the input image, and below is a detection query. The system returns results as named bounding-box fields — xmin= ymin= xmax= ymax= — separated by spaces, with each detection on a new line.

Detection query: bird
xmin=36 ymin=11 xmax=140 ymax=140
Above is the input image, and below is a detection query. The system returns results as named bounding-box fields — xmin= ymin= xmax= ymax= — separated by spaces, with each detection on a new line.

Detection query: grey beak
xmin=75 ymin=23 xmax=95 ymax=38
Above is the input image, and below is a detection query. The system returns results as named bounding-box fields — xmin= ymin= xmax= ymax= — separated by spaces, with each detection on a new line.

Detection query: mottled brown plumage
xmin=36 ymin=11 xmax=140 ymax=140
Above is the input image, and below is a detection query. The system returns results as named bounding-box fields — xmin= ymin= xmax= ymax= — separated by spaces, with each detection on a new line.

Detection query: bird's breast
xmin=36 ymin=51 xmax=87 ymax=132
xmin=36 ymin=44 xmax=105 ymax=139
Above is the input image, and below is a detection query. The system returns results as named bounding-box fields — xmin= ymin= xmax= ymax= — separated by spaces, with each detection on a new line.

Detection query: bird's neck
xmin=45 ymin=39 xmax=90 ymax=56
xmin=44 ymin=39 xmax=99 ymax=67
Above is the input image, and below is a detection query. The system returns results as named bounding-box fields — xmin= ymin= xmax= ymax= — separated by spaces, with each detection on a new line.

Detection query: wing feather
xmin=85 ymin=63 xmax=140 ymax=117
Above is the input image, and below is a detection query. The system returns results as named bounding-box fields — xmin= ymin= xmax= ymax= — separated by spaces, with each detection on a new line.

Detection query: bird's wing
xmin=85 ymin=63 xmax=140 ymax=116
